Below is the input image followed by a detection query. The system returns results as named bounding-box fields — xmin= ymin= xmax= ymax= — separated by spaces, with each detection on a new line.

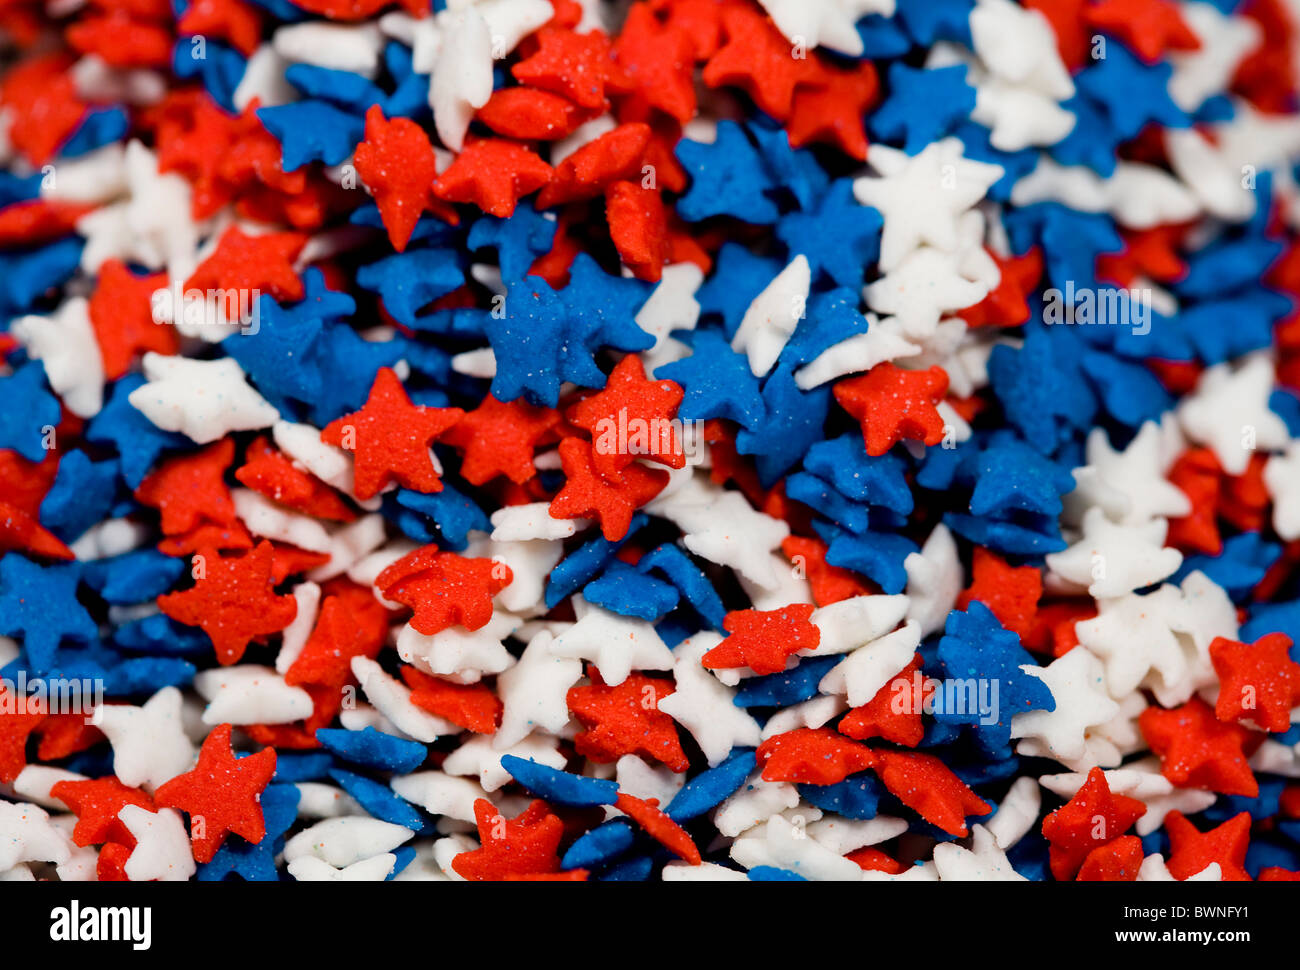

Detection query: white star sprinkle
xmin=128 ymin=353 xmax=279 ymax=445
xmin=657 ymin=632 xmax=763 ymax=766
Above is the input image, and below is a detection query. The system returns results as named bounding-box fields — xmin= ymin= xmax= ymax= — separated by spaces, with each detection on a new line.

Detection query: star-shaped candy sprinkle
xmin=550 ymin=600 xmax=676 ymax=686
xmin=94 ymin=686 xmax=196 ymax=791
xmin=1010 ymin=647 xmax=1120 ymax=764
xmin=118 ymin=806 xmax=197 ymax=881
xmin=568 ymin=354 xmax=685 ymax=478
xmin=496 ymin=630 xmax=584 ymax=748
xmin=834 ymin=363 xmax=949 ymax=457
xmin=512 ymin=27 xmax=610 ymax=108
xmin=1045 ymin=506 xmax=1183 ymax=599
xmin=51 ymin=777 xmax=155 ymax=847
xmin=354 ymin=105 xmax=451 ymax=253
xmin=432 ymin=138 xmax=554 ymax=218
xmin=375 ymin=547 xmax=511 ymax=636
xmin=1084 ymin=0 xmax=1199 ymax=64
xmin=853 ymin=139 xmax=1004 ymax=273
xmin=702 ymin=604 xmax=820 ymax=676
xmin=0 ymin=685 xmax=47 ymax=783
xmin=321 ymin=367 xmax=464 ymax=501
xmin=1209 ymin=633 xmax=1300 ymax=733
xmin=452 ymin=798 xmax=567 ymax=880
xmin=402 ymin=666 xmax=502 ymax=734
xmin=1139 ymin=697 xmax=1262 ymax=798
xmin=701 ymin=3 xmax=817 ymax=120
xmin=957 ymin=547 xmax=1042 ymax=641
xmin=1041 ymin=766 xmax=1146 ymax=880
xmin=134 ymin=437 xmax=238 ymax=537
xmin=157 ymin=541 xmax=299 ymax=665
xmin=1164 ymin=810 xmax=1251 ymax=882
xmin=567 ymin=670 xmax=689 ymax=771
xmin=88 ymin=260 xmax=174 ymax=380
xmin=154 ymin=723 xmax=277 ymax=863
xmin=1177 ymin=355 xmax=1290 ymax=476
xmin=442 ymin=394 xmax=560 ymax=486
xmin=657 ymin=632 xmax=763 ymax=766
xmin=607 ymin=3 xmax=697 ymax=123
xmin=128 ymin=353 xmax=280 ymax=445
xmin=549 ymin=437 xmax=669 ymax=541
xmin=756 ymin=727 xmax=876 ymax=785
xmin=0 ymin=555 xmax=97 ymax=671
xmin=184 ymin=225 xmax=307 ymax=304
xmin=870 ymin=749 xmax=992 ymax=837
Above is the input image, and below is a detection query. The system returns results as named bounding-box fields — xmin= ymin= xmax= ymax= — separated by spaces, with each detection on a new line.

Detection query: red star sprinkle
xmin=157 ymin=541 xmax=299 ymax=665
xmin=1076 ymin=835 xmax=1144 ymax=881
xmin=286 ymin=592 xmax=389 ymax=707
xmin=476 ymin=87 xmax=592 ymax=141
xmin=402 ymin=666 xmax=502 ymax=734
xmin=847 ymin=846 xmax=905 ymax=874
xmin=1167 ymin=447 xmax=1222 ymax=554
xmin=839 ymin=654 xmax=929 ymax=748
xmin=452 ymin=798 xmax=566 ymax=880
xmin=834 ymin=363 xmax=950 ymax=457
xmin=154 ymin=723 xmax=277 ymax=863
xmin=785 ymin=58 xmax=878 ymax=160
xmin=375 ymin=547 xmax=512 ymax=635
xmin=956 ymin=547 xmax=1042 ymax=641
xmin=157 ymin=519 xmax=254 ymax=559
xmin=1164 ymin=810 xmax=1252 ymax=881
xmin=781 ymin=535 xmax=873 ymax=606
xmin=176 ymin=0 xmax=264 ymax=55
xmin=701 ymin=4 xmax=817 ymax=120
xmin=50 ymin=777 xmax=155 ymax=846
xmin=320 ymin=367 xmax=464 ymax=501
xmin=607 ymin=3 xmax=697 ymax=123
xmin=34 ymin=712 xmax=105 ymax=761
xmin=1139 ymin=696 xmax=1263 ymax=798
xmin=566 ymin=670 xmax=688 ymax=771
xmin=512 ymin=27 xmax=611 ymax=109
xmin=67 ymin=13 xmax=173 ymax=69
xmin=134 ymin=438 xmax=239 ymax=537
xmin=958 ymin=247 xmax=1044 ymax=328
xmin=536 ymin=122 xmax=652 ymax=207
xmin=1041 ymin=766 xmax=1146 ymax=880
xmin=869 ymin=748 xmax=991 ymax=837
xmin=88 ymin=259 xmax=175 ymax=380
xmin=1024 ymin=0 xmax=1091 ymax=71
xmin=614 ymin=793 xmax=701 ymax=864
xmin=1096 ymin=224 xmax=1188 ymax=288
xmin=431 ymin=138 xmax=554 ymax=218
xmin=549 ymin=437 xmax=669 ymax=541
xmin=606 ymin=180 xmax=670 ymax=281
xmin=567 ymin=354 xmax=685 ymax=478
xmin=1024 ymin=599 xmax=1095 ymax=658
xmin=97 ymin=842 xmax=133 ymax=881
xmin=1084 ymin=0 xmax=1200 ymax=64
xmin=0 ymin=452 xmax=73 ymax=561
xmin=1219 ymin=453 xmax=1270 ymax=533
xmin=354 ymin=104 xmax=456 ymax=253
xmin=702 ymin=604 xmax=820 ymax=675
xmin=1260 ymin=867 xmax=1300 ymax=881
xmin=184 ymin=225 xmax=308 ymax=303
xmin=0 ymin=686 xmax=46 ymax=783
xmin=441 ymin=394 xmax=560 ymax=486
xmin=755 ymin=728 xmax=876 ymax=785
xmin=235 ymin=436 xmax=355 ymax=522
xmin=0 ymin=198 xmax=95 ymax=248
xmin=1209 ymin=633 xmax=1300 ymax=733
xmin=0 ymin=53 xmax=86 ymax=165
